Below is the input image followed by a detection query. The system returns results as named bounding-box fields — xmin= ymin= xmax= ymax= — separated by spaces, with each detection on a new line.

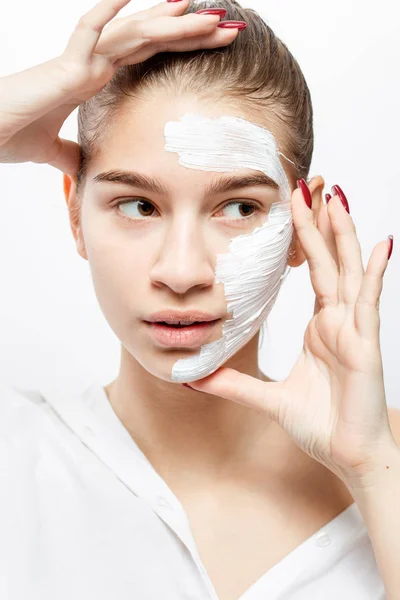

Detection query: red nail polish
xmin=217 ymin=21 xmax=247 ymax=30
xmin=388 ymin=235 xmax=394 ymax=260
xmin=196 ymin=9 xmax=227 ymax=16
xmin=167 ymin=0 xmax=183 ymax=3
xmin=182 ymin=383 xmax=193 ymax=389
xmin=331 ymin=185 xmax=350 ymax=214
xmin=297 ymin=178 xmax=312 ymax=209
xmin=325 ymin=193 xmax=332 ymax=203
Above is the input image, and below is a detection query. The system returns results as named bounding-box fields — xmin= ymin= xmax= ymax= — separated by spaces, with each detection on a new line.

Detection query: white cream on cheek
xmin=163 ymin=113 xmax=293 ymax=383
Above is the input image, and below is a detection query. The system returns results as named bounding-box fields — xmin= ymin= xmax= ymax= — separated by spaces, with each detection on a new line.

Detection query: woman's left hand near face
xmin=184 ymin=181 xmax=396 ymax=487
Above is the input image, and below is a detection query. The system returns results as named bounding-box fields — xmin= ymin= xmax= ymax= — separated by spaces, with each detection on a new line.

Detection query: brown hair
xmin=76 ymin=0 xmax=314 ymax=196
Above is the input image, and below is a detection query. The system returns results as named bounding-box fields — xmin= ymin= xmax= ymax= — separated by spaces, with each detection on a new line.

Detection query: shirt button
xmin=316 ymin=533 xmax=332 ymax=547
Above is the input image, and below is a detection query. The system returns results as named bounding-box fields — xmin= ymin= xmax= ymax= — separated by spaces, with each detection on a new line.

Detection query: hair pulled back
xmin=76 ymin=0 xmax=314 ymax=195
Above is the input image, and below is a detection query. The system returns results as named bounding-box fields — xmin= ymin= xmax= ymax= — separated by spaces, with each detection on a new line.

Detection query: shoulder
xmin=0 ymin=381 xmax=77 ymax=481
xmin=0 ymin=380 xmax=47 ymax=438
xmin=0 ymin=379 xmax=45 ymax=409
xmin=0 ymin=379 xmax=45 ymax=408
xmin=388 ymin=407 xmax=400 ymax=447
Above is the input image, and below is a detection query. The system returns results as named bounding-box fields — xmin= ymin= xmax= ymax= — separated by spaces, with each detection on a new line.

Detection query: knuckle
xmin=189 ymin=12 xmax=217 ymax=27
xmin=233 ymin=385 xmax=248 ymax=406
xmin=308 ymin=256 xmax=322 ymax=271
xmin=55 ymin=58 xmax=88 ymax=95
xmin=342 ymin=265 xmax=362 ymax=278
xmin=154 ymin=41 xmax=166 ymax=53
xmin=318 ymin=293 xmax=336 ymax=308
xmin=133 ymin=19 xmax=151 ymax=41
xmin=357 ymin=296 xmax=376 ymax=309
xmin=76 ymin=16 xmax=102 ymax=34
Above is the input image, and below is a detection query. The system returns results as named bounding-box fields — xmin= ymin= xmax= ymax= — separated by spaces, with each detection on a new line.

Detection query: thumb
xmin=185 ymin=367 xmax=285 ymax=421
xmin=46 ymin=137 xmax=81 ymax=177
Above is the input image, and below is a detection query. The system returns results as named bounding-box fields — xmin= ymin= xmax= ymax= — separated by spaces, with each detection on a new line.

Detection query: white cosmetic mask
xmin=163 ymin=113 xmax=293 ymax=383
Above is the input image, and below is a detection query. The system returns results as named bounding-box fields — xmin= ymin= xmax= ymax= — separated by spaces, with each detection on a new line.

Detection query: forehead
xmin=88 ymin=92 xmax=293 ymax=188
xmin=104 ymin=92 xmax=281 ymax=155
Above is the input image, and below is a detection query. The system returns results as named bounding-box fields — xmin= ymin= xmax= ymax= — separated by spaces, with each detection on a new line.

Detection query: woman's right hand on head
xmin=0 ymin=0 xmax=239 ymax=177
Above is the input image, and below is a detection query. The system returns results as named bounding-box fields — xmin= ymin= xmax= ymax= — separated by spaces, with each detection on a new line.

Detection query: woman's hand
xmin=184 ymin=182 xmax=396 ymax=487
xmin=0 ymin=0 xmax=237 ymax=176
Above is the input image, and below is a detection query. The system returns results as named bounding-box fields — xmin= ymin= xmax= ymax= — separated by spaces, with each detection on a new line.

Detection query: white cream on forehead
xmin=163 ymin=113 xmax=293 ymax=383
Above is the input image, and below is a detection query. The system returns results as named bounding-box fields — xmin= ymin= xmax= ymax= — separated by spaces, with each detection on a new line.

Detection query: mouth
xmin=155 ymin=321 xmax=213 ymax=328
xmin=144 ymin=319 xmax=220 ymax=348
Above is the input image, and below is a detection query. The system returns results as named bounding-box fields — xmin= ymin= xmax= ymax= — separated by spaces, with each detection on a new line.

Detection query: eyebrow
xmin=92 ymin=169 xmax=279 ymax=195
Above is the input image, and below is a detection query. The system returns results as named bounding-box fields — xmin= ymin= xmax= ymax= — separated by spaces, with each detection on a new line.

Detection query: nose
xmin=149 ymin=217 xmax=216 ymax=294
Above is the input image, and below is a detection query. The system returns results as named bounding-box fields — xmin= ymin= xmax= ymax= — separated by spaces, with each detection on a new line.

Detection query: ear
xmin=63 ymin=174 xmax=88 ymax=261
xmin=287 ymin=175 xmax=325 ymax=268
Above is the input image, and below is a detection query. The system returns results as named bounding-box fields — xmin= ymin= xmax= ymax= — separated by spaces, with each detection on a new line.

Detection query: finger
xmin=317 ymin=199 xmax=340 ymax=267
xmin=115 ymin=0 xmax=185 ymax=21
xmin=46 ymin=136 xmax=81 ymax=177
xmin=326 ymin=193 xmax=364 ymax=306
xmin=95 ymin=0 xmax=193 ymax=55
xmin=185 ymin=367 xmax=285 ymax=422
xmin=113 ymin=27 xmax=239 ymax=68
xmin=355 ymin=239 xmax=390 ymax=340
xmin=292 ymin=187 xmax=339 ymax=308
xmin=97 ymin=12 xmax=225 ymax=61
xmin=64 ymin=0 xmax=134 ymax=62
xmin=105 ymin=0 xmax=190 ymax=24
xmin=312 ymin=198 xmax=338 ymax=316
xmin=313 ymin=296 xmax=321 ymax=316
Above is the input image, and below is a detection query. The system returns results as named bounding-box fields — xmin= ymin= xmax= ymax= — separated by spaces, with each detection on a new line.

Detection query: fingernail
xmin=217 ymin=20 xmax=247 ymax=30
xmin=167 ymin=0 xmax=183 ymax=3
xmin=331 ymin=184 xmax=350 ymax=214
xmin=388 ymin=235 xmax=394 ymax=260
xmin=325 ymin=193 xmax=332 ymax=203
xmin=182 ymin=383 xmax=201 ymax=392
xmin=196 ymin=9 xmax=227 ymax=17
xmin=297 ymin=178 xmax=312 ymax=209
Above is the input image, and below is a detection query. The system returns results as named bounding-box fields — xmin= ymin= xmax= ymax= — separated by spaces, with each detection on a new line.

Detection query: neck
xmin=104 ymin=335 xmax=289 ymax=487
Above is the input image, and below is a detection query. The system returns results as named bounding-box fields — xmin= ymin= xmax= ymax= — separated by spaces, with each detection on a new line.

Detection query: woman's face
xmin=75 ymin=92 xmax=296 ymax=383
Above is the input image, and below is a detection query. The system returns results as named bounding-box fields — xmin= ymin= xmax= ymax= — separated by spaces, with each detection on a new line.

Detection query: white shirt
xmin=0 ymin=379 xmax=386 ymax=599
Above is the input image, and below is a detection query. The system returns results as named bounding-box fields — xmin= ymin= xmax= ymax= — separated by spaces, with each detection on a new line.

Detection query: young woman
xmin=0 ymin=0 xmax=399 ymax=599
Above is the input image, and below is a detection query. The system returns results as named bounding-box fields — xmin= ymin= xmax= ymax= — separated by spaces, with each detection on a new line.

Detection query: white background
xmin=0 ymin=0 xmax=399 ymax=404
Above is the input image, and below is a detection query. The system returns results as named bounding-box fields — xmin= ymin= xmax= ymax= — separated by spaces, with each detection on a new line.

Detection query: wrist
xmin=343 ymin=439 xmax=400 ymax=496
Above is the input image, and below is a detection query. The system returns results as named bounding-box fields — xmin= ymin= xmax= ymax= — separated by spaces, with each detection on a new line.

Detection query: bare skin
xmin=0 ymin=0 xmax=239 ymax=175
xmin=2 ymin=2 xmax=398 ymax=599
xmin=79 ymin=92 xmax=354 ymax=600
xmin=104 ymin=355 xmax=356 ymax=600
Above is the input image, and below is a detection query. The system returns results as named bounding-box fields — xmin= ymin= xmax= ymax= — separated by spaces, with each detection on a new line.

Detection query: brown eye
xmin=238 ymin=204 xmax=255 ymax=217
xmin=114 ymin=199 xmax=261 ymax=222
xmin=137 ymin=200 xmax=155 ymax=217
xmin=117 ymin=199 xmax=157 ymax=219
xmin=217 ymin=201 xmax=259 ymax=220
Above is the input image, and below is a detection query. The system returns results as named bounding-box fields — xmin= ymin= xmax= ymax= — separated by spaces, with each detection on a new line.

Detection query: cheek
xmin=215 ymin=219 xmax=289 ymax=316
xmin=89 ymin=245 xmax=148 ymax=294
xmin=234 ymin=237 xmax=268 ymax=300
xmin=82 ymin=227 xmax=149 ymax=310
xmin=81 ymin=208 xmax=142 ymax=267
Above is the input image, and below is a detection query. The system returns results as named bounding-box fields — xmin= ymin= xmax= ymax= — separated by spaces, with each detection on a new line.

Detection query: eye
xmin=114 ymin=198 xmax=261 ymax=222
xmin=216 ymin=201 xmax=259 ymax=220
xmin=116 ymin=198 xmax=156 ymax=220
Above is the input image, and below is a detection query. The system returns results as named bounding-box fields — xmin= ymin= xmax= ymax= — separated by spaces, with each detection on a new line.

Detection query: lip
xmin=144 ymin=320 xmax=220 ymax=348
xmin=145 ymin=309 xmax=220 ymax=324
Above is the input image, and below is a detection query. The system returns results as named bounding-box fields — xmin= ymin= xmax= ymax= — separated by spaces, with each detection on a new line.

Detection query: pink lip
xmin=146 ymin=309 xmax=219 ymax=323
xmin=145 ymin=320 xmax=220 ymax=348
